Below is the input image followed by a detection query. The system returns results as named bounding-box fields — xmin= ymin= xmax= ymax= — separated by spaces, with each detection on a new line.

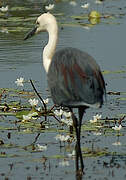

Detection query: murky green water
xmin=0 ymin=0 xmax=126 ymax=179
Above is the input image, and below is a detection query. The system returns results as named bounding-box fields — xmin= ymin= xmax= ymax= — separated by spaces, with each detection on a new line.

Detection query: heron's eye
xmin=36 ymin=21 xmax=39 ymax=25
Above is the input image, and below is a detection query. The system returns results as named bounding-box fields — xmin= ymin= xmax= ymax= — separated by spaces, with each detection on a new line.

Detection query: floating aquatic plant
xmin=81 ymin=3 xmax=90 ymax=9
xmin=28 ymin=98 xmax=39 ymax=107
xmin=89 ymin=10 xmax=101 ymax=25
xmin=90 ymin=114 xmax=102 ymax=123
xmin=15 ymin=77 xmax=24 ymax=87
xmin=45 ymin=4 xmax=55 ymax=11
xmin=112 ymin=125 xmax=122 ymax=131
xmin=0 ymin=5 xmax=8 ymax=13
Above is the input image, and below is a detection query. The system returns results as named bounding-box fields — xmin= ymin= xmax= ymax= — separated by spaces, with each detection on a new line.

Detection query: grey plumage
xmin=48 ymin=47 xmax=105 ymax=108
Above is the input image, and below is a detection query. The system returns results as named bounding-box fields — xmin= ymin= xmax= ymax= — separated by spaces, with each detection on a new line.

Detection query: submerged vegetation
xmin=0 ymin=76 xmax=125 ymax=151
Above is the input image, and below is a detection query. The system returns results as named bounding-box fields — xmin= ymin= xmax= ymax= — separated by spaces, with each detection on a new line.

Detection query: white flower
xmin=55 ymin=134 xmax=71 ymax=142
xmin=81 ymin=3 xmax=90 ymax=9
xmin=0 ymin=5 xmax=8 ymax=12
xmin=0 ymin=28 xmax=8 ymax=34
xmin=22 ymin=112 xmax=38 ymax=122
xmin=61 ymin=118 xmax=73 ymax=126
xmin=67 ymin=150 xmax=76 ymax=157
xmin=64 ymin=135 xmax=71 ymax=141
xmin=59 ymin=159 xmax=70 ymax=167
xmin=90 ymin=119 xmax=97 ymax=123
xmin=37 ymin=107 xmax=41 ymax=111
xmin=43 ymin=98 xmax=49 ymax=104
xmin=90 ymin=114 xmax=102 ymax=123
xmin=45 ymin=125 xmax=49 ymax=129
xmin=63 ymin=111 xmax=72 ymax=118
xmin=94 ymin=114 xmax=102 ymax=120
xmin=54 ymin=109 xmax=63 ymax=116
xmin=93 ymin=132 xmax=102 ymax=136
xmin=82 ymin=26 xmax=90 ymax=30
xmin=28 ymin=98 xmax=38 ymax=106
xmin=95 ymin=0 xmax=102 ymax=4
xmin=23 ymin=128 xmax=31 ymax=132
xmin=45 ymin=4 xmax=54 ymax=10
xmin=69 ymin=1 xmax=77 ymax=6
xmin=36 ymin=144 xmax=47 ymax=151
xmin=15 ymin=77 xmax=24 ymax=87
xmin=22 ymin=114 xmax=31 ymax=122
xmin=112 ymin=125 xmax=122 ymax=131
xmin=112 ymin=141 xmax=122 ymax=146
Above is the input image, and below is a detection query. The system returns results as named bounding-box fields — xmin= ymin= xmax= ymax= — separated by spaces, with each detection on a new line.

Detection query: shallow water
xmin=0 ymin=0 xmax=126 ymax=179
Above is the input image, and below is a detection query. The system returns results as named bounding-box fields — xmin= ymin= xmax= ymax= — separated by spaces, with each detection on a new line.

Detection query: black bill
xmin=24 ymin=26 xmax=37 ymax=40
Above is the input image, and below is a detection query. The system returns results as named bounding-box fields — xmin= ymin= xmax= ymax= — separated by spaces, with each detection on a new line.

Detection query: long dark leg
xmin=69 ymin=108 xmax=85 ymax=173
xmin=75 ymin=143 xmax=79 ymax=171
xmin=78 ymin=107 xmax=85 ymax=140
xmin=69 ymin=108 xmax=79 ymax=171
xmin=78 ymin=107 xmax=86 ymax=171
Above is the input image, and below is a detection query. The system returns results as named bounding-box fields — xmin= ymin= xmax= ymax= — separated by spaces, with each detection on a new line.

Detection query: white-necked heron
xmin=24 ymin=12 xmax=106 ymax=173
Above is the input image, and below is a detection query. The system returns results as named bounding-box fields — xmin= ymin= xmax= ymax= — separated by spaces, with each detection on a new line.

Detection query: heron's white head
xmin=24 ymin=12 xmax=58 ymax=73
xmin=36 ymin=12 xmax=57 ymax=33
xmin=24 ymin=12 xmax=58 ymax=40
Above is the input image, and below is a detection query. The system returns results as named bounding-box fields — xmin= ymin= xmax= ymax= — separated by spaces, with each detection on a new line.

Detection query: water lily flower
xmin=43 ymin=98 xmax=49 ymax=104
xmin=0 ymin=28 xmax=8 ymax=34
xmin=23 ymin=128 xmax=31 ymax=132
xmin=59 ymin=159 xmax=70 ymax=167
xmin=90 ymin=114 xmax=102 ymax=123
xmin=93 ymin=132 xmax=102 ymax=136
xmin=54 ymin=109 xmax=63 ymax=116
xmin=28 ymin=98 xmax=38 ymax=106
xmin=45 ymin=125 xmax=49 ymax=129
xmin=67 ymin=150 xmax=76 ymax=157
xmin=45 ymin=4 xmax=54 ymax=10
xmin=81 ymin=3 xmax=90 ymax=9
xmin=15 ymin=77 xmax=24 ymax=87
xmin=37 ymin=107 xmax=41 ymax=111
xmin=83 ymin=26 xmax=90 ymax=30
xmin=63 ymin=111 xmax=72 ymax=118
xmin=95 ymin=0 xmax=102 ymax=4
xmin=22 ymin=112 xmax=38 ymax=122
xmin=22 ymin=114 xmax=31 ymax=122
xmin=36 ymin=144 xmax=47 ymax=151
xmin=94 ymin=114 xmax=102 ymax=120
xmin=0 ymin=5 xmax=8 ymax=12
xmin=61 ymin=118 xmax=73 ymax=126
xmin=112 ymin=141 xmax=122 ymax=146
xmin=112 ymin=124 xmax=122 ymax=131
xmin=69 ymin=1 xmax=77 ymax=6
xmin=55 ymin=134 xmax=71 ymax=142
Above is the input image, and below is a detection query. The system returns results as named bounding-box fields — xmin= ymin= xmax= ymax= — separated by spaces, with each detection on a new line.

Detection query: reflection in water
xmin=70 ymin=109 xmax=85 ymax=179
xmin=75 ymin=141 xmax=84 ymax=180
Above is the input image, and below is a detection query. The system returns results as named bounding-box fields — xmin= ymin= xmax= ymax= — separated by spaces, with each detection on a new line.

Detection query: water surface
xmin=0 ymin=0 xmax=126 ymax=179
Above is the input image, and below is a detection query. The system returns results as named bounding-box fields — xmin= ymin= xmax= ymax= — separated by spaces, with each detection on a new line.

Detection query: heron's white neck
xmin=43 ymin=22 xmax=58 ymax=73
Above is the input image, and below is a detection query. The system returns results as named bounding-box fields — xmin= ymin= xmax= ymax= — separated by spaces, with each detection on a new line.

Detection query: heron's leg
xmin=69 ymin=108 xmax=79 ymax=142
xmin=69 ymin=108 xmax=80 ymax=172
xmin=78 ymin=107 xmax=86 ymax=171
xmin=78 ymin=107 xmax=85 ymax=140
xmin=75 ymin=143 xmax=79 ymax=171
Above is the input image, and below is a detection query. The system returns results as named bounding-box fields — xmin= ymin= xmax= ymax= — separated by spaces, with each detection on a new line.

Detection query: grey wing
xmin=47 ymin=48 xmax=105 ymax=108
